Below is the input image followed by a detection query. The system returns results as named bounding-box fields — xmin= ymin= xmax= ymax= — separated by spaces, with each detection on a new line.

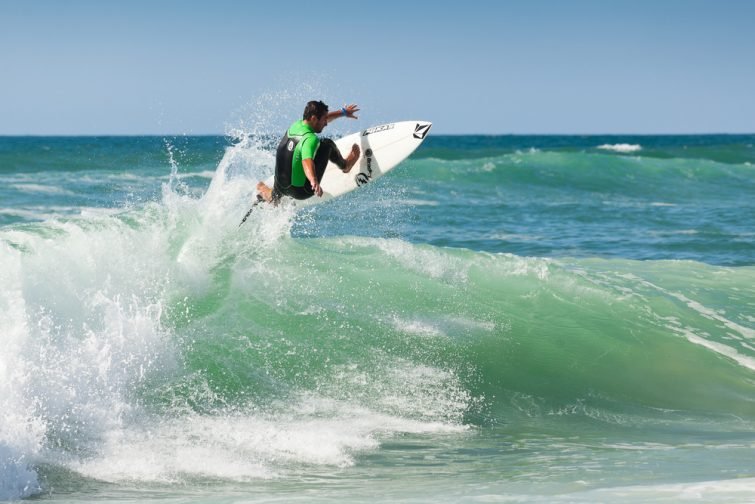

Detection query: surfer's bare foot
xmin=256 ymin=181 xmax=273 ymax=203
xmin=342 ymin=144 xmax=361 ymax=173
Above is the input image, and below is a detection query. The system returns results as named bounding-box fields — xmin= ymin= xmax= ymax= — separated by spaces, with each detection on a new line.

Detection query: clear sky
xmin=1 ymin=0 xmax=754 ymax=135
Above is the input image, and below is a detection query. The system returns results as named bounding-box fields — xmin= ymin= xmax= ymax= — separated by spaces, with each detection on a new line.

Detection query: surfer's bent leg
xmin=317 ymin=138 xmax=360 ymax=173
xmin=314 ymin=138 xmax=347 ymax=174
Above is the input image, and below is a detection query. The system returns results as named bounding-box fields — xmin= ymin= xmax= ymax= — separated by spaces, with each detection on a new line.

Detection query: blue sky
xmin=1 ymin=0 xmax=754 ymax=135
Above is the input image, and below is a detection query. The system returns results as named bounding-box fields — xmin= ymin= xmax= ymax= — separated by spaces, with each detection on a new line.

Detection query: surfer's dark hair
xmin=303 ymin=100 xmax=329 ymax=120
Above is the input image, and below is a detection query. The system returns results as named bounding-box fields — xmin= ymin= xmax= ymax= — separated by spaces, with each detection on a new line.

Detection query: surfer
xmin=256 ymin=100 xmax=361 ymax=203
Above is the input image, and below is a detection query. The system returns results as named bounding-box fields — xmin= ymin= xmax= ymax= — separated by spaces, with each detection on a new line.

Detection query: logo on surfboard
xmin=362 ymin=123 xmax=395 ymax=136
xmin=413 ymin=123 xmax=431 ymax=140
xmin=356 ymin=173 xmax=370 ymax=186
xmin=356 ymin=149 xmax=375 ymax=187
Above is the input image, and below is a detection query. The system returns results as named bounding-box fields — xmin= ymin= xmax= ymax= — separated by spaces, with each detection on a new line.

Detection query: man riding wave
xmin=256 ymin=100 xmax=361 ymax=203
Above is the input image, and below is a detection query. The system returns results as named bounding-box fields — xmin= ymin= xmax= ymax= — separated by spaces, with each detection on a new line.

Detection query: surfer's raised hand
xmin=326 ymin=104 xmax=359 ymax=123
xmin=342 ymin=104 xmax=359 ymax=119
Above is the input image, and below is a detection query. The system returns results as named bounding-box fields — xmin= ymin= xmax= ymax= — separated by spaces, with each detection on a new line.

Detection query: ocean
xmin=1 ymin=132 xmax=754 ymax=502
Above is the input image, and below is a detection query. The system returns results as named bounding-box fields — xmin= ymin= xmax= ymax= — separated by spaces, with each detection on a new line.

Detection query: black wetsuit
xmin=272 ymin=133 xmax=347 ymax=202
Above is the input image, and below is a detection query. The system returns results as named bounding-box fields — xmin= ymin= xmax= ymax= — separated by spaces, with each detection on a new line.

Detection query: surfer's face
xmin=313 ymin=113 xmax=328 ymax=133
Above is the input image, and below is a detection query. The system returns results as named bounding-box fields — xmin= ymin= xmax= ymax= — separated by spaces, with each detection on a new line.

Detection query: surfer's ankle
xmin=256 ymin=182 xmax=273 ymax=203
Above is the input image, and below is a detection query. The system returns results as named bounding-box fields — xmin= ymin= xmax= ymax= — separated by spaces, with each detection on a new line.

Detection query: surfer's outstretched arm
xmin=326 ymin=104 xmax=359 ymax=122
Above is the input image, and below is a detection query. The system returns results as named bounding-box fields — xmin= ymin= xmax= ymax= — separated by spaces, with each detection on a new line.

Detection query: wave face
xmin=1 ymin=134 xmax=754 ymax=501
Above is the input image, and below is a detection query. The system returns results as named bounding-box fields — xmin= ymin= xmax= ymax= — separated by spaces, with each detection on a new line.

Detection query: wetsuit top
xmin=287 ymin=120 xmax=320 ymax=187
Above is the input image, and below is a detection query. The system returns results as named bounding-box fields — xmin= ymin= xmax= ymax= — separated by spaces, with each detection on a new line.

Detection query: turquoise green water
xmin=1 ymin=135 xmax=754 ymax=502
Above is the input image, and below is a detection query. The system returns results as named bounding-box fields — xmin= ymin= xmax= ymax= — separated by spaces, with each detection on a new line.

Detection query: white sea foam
xmin=667 ymin=291 xmax=755 ymax=341
xmin=71 ymin=393 xmax=466 ymax=484
xmin=434 ymin=476 xmax=755 ymax=503
xmin=361 ymin=237 xmax=550 ymax=283
xmin=10 ymin=183 xmax=76 ymax=195
xmin=0 ymin=244 xmax=43 ymax=500
xmin=621 ymin=273 xmax=755 ymax=371
xmin=597 ymin=143 xmax=643 ymax=153
xmin=391 ymin=316 xmax=447 ymax=338
xmin=0 ymin=181 xmax=194 ymax=498
xmin=649 ymin=202 xmax=678 ymax=207
xmin=186 ymin=170 xmax=216 ymax=179
xmin=646 ymin=228 xmax=698 ymax=237
xmin=0 ymin=205 xmax=120 ymax=223
xmin=682 ymin=330 xmax=755 ymax=372
xmin=513 ymin=148 xmax=541 ymax=155
xmin=489 ymin=232 xmax=544 ymax=242
xmin=323 ymin=357 xmax=474 ymax=425
xmin=587 ymin=476 xmax=755 ymax=502
xmin=389 ymin=315 xmax=496 ymax=339
xmin=394 ymin=198 xmax=439 ymax=207
xmin=373 ymin=238 xmax=470 ymax=283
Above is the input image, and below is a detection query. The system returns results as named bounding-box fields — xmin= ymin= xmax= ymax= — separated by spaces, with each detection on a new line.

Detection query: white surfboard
xmin=257 ymin=120 xmax=432 ymax=208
